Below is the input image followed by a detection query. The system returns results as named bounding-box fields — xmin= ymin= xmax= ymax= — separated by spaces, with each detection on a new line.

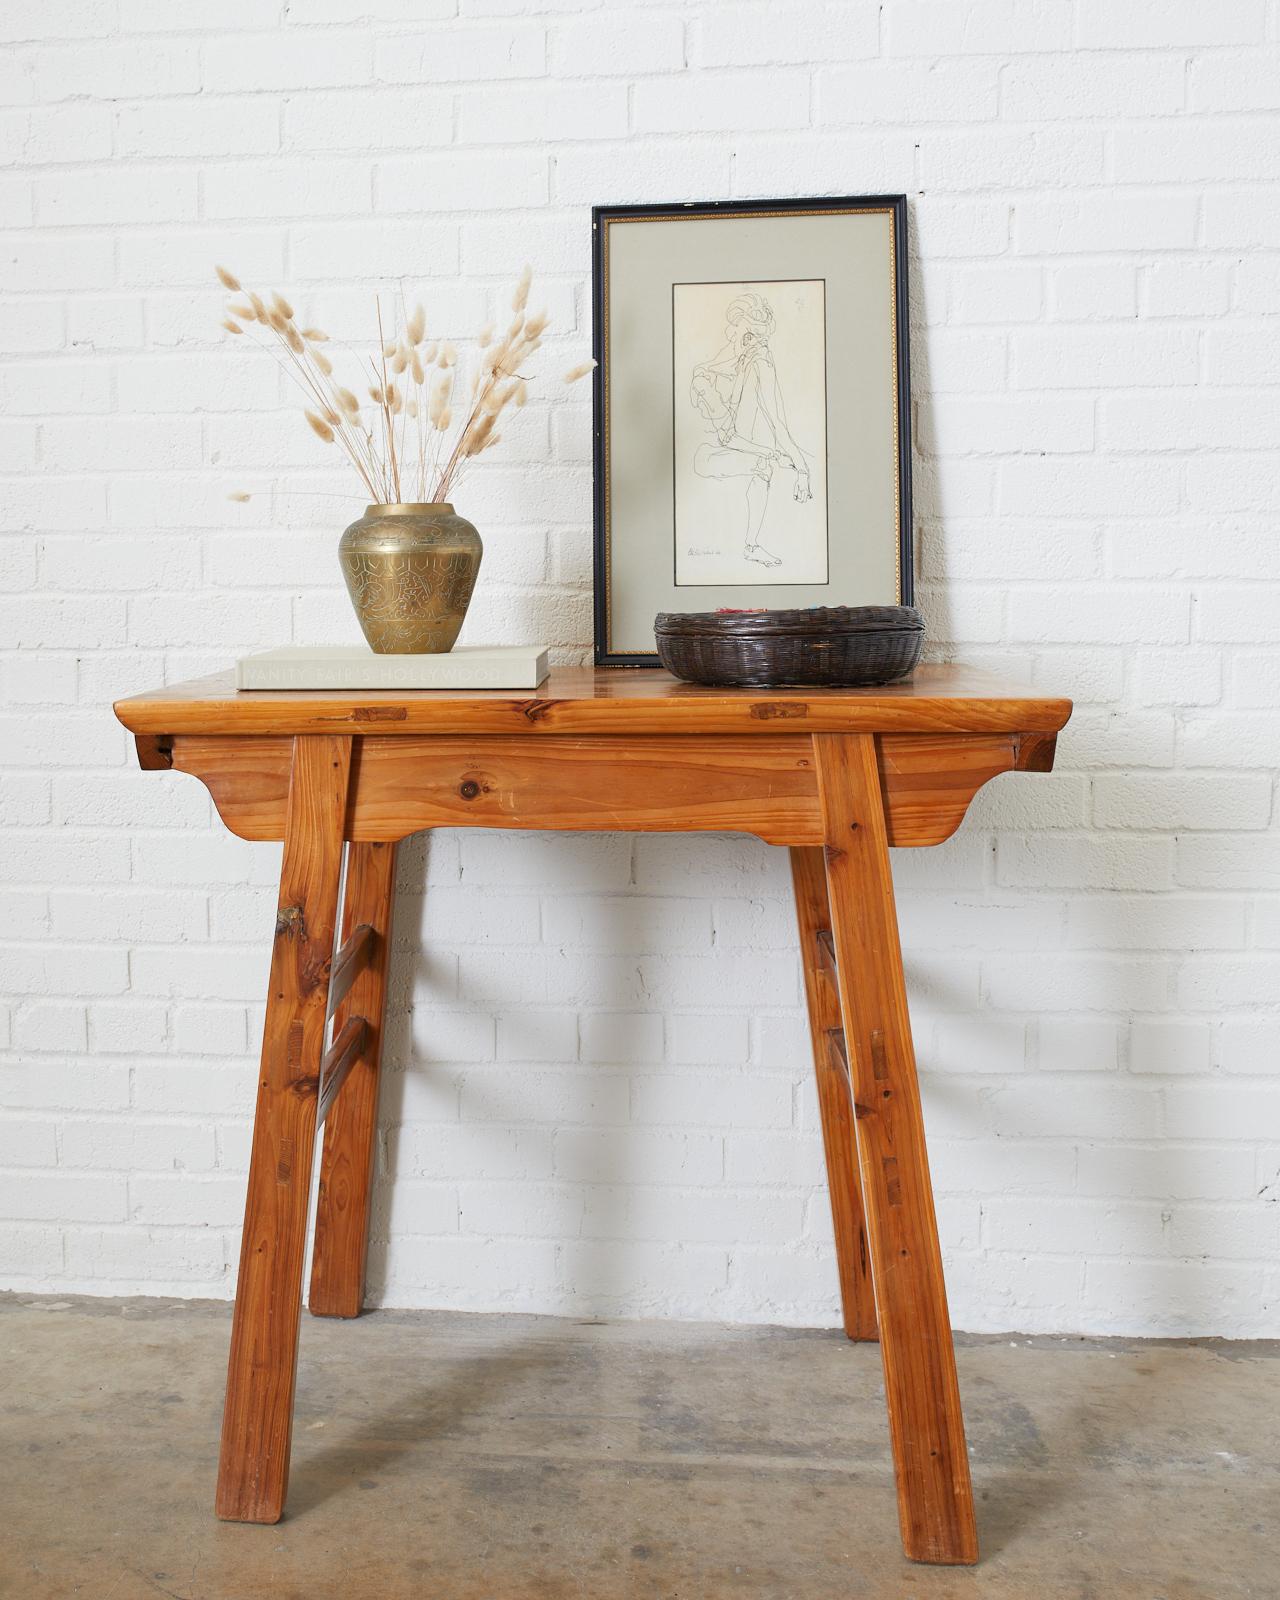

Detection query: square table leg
xmin=790 ymin=845 xmax=878 ymax=1343
xmin=215 ymin=734 xmax=352 ymax=1524
xmin=813 ymin=732 xmax=979 ymax=1566
xmin=309 ymin=839 xmax=398 ymax=1319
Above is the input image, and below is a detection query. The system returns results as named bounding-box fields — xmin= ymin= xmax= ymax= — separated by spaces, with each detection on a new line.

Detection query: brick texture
xmin=1 ymin=0 xmax=1277 ymax=1338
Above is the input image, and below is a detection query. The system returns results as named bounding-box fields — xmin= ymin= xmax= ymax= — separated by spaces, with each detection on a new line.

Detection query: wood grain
xmin=119 ymin=670 xmax=1073 ymax=1554
xmin=327 ymin=921 xmax=373 ymax=1015
xmin=876 ymin=732 xmax=1018 ymax=843
xmin=317 ymin=1015 xmax=368 ymax=1125
xmin=168 ymin=730 xmax=1025 ymax=850
xmin=1014 ymin=731 xmax=1059 ymax=772
xmin=215 ymin=735 xmax=352 ymax=1525
xmin=133 ymin=733 xmax=172 ymax=770
xmin=115 ymin=663 xmax=1073 ymax=740
xmin=174 ymin=733 xmax=818 ymax=845
xmin=309 ymin=840 xmax=397 ymax=1321
xmin=790 ymin=846 xmax=878 ymax=1343
xmin=814 ymin=733 xmax=978 ymax=1566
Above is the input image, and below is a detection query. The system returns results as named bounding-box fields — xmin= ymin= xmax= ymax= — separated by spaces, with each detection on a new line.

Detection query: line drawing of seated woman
xmin=688 ymin=291 xmax=812 ymax=570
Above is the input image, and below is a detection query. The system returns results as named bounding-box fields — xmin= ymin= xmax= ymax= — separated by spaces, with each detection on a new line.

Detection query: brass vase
xmin=338 ymin=502 xmax=482 ymax=654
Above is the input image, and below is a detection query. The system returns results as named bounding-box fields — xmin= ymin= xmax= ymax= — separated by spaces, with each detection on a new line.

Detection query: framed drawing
xmin=591 ymin=195 xmax=913 ymax=666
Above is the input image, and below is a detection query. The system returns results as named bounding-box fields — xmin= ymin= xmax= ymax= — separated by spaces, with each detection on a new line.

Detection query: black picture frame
xmin=591 ymin=194 xmax=913 ymax=668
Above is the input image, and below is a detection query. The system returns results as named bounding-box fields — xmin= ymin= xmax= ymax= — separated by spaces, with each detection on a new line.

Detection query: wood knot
xmin=459 ymin=779 xmax=482 ymax=800
xmin=275 ymin=905 xmax=305 ymax=940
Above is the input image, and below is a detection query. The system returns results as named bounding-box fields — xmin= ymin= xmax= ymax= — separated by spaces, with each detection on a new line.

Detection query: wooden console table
xmin=114 ymin=665 xmax=1070 ymax=1565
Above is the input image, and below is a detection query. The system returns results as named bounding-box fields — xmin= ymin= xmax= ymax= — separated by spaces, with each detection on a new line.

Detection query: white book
xmin=236 ymin=644 xmax=550 ymax=691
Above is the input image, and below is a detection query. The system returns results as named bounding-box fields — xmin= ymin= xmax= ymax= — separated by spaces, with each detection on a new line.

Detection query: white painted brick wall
xmin=2 ymin=0 xmax=1278 ymax=1338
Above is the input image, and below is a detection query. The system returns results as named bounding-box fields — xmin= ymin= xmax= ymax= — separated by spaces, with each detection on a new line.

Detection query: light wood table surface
xmin=115 ymin=664 xmax=1072 ymax=1565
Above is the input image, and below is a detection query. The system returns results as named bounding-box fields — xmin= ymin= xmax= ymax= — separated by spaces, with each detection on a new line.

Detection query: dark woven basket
xmin=654 ymin=605 xmax=924 ymax=688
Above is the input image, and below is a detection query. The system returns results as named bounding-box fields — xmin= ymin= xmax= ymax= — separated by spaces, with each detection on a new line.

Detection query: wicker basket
xmin=654 ymin=605 xmax=924 ymax=688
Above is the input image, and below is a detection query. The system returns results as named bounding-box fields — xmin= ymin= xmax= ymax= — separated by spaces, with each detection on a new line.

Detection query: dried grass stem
xmin=215 ymin=265 xmax=595 ymax=504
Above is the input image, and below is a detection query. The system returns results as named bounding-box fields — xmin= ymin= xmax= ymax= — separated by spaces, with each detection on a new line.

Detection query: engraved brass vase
xmin=338 ymin=502 xmax=482 ymax=654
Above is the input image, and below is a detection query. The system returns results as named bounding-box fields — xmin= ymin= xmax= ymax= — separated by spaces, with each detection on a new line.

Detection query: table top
xmin=115 ymin=665 xmax=1072 ymax=740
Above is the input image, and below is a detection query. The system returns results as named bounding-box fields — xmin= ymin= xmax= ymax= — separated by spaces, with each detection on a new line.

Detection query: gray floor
xmin=1 ymin=1294 xmax=1274 ymax=1599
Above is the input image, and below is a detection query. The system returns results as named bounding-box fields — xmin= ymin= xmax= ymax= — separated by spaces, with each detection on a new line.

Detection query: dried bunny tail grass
xmin=512 ymin=264 xmax=532 ymax=313
xmin=428 ymin=368 xmax=452 ymax=425
xmin=210 ymin=269 xmax=594 ymax=504
xmin=485 ymin=378 xmax=520 ymax=413
xmin=463 ymin=412 xmax=498 ymax=456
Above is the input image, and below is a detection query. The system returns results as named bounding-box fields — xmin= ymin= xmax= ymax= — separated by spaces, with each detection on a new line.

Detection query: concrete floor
xmin=1 ymin=1296 xmax=1274 ymax=1600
